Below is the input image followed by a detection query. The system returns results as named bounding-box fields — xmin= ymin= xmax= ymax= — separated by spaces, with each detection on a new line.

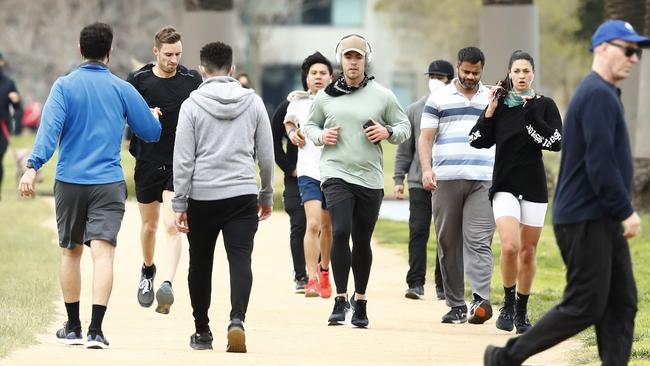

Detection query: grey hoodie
xmin=172 ymin=76 xmax=274 ymax=212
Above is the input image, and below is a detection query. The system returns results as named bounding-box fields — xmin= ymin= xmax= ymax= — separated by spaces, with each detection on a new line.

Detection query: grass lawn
xmin=373 ymin=214 xmax=650 ymax=365
xmin=0 ymin=135 xmax=59 ymax=357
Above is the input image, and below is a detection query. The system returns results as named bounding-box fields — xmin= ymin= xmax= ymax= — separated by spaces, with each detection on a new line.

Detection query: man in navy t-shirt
xmin=484 ymin=19 xmax=648 ymax=366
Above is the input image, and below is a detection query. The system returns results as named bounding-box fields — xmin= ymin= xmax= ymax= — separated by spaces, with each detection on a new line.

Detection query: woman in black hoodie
xmin=469 ymin=50 xmax=562 ymax=335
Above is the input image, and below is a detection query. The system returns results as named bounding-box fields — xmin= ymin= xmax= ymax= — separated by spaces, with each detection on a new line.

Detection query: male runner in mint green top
xmin=303 ymin=34 xmax=410 ymax=328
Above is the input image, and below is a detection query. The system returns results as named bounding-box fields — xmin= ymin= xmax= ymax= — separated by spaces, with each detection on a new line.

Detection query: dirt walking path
xmin=1 ymin=200 xmax=579 ymax=365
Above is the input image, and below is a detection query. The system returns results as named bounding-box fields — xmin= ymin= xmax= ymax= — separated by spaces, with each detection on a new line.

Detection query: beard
xmin=458 ymin=76 xmax=478 ymax=90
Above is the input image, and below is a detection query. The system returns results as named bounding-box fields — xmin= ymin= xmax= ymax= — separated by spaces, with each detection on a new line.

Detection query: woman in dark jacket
xmin=469 ymin=50 xmax=562 ymax=334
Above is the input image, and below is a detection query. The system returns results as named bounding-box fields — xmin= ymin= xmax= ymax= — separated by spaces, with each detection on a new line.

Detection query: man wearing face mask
xmin=419 ymin=47 xmax=495 ymax=325
xmin=394 ymin=60 xmax=454 ymax=301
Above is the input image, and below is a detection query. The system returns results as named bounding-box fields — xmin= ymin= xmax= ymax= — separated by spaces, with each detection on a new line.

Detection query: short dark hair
xmin=155 ymin=26 xmax=181 ymax=48
xmin=200 ymin=42 xmax=232 ymax=73
xmin=301 ymin=51 xmax=333 ymax=91
xmin=457 ymin=46 xmax=485 ymax=67
xmin=79 ymin=23 xmax=113 ymax=60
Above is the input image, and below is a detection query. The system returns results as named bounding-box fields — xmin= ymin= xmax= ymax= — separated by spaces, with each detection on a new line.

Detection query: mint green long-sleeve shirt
xmin=303 ymin=80 xmax=410 ymax=189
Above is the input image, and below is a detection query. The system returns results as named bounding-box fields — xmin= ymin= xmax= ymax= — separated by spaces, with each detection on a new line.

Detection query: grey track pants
xmin=432 ymin=180 xmax=495 ymax=307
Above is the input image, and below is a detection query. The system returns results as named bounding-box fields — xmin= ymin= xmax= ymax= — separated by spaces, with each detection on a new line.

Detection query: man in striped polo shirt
xmin=418 ymin=46 xmax=495 ymax=325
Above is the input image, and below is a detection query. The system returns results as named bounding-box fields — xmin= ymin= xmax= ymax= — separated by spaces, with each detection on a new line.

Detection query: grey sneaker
xmin=496 ymin=303 xmax=515 ymax=331
xmin=155 ymin=281 xmax=174 ymax=314
xmin=55 ymin=322 xmax=83 ymax=345
xmin=514 ymin=312 xmax=532 ymax=334
xmin=405 ymin=285 xmax=424 ymax=300
xmin=86 ymin=332 xmax=109 ymax=349
xmin=468 ymin=298 xmax=493 ymax=324
xmin=190 ymin=331 xmax=213 ymax=350
xmin=227 ymin=319 xmax=246 ymax=353
xmin=294 ymin=278 xmax=307 ymax=294
xmin=137 ymin=264 xmax=156 ymax=307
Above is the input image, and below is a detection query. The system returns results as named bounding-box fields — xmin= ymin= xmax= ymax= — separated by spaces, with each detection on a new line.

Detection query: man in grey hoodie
xmin=172 ymin=41 xmax=274 ymax=353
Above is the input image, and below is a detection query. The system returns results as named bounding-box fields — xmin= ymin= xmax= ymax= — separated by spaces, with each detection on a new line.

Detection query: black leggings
xmin=186 ymin=195 xmax=259 ymax=333
xmin=322 ymin=179 xmax=383 ymax=295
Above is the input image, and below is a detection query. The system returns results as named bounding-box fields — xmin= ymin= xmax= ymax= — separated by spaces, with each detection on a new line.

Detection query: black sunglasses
xmin=607 ymin=42 xmax=642 ymax=59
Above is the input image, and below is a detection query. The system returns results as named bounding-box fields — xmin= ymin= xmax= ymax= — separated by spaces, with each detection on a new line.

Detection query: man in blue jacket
xmin=19 ymin=23 xmax=161 ymax=350
xmin=484 ymin=19 xmax=648 ymax=366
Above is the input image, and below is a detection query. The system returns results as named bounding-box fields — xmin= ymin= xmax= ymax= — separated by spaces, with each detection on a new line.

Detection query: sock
xmin=142 ymin=263 xmax=156 ymax=278
xmin=472 ymin=293 xmax=484 ymax=302
xmin=319 ymin=264 xmax=329 ymax=272
xmin=64 ymin=301 xmax=81 ymax=329
xmin=88 ymin=304 xmax=107 ymax=335
xmin=504 ymin=285 xmax=516 ymax=305
xmin=163 ymin=280 xmax=172 ymax=288
xmin=515 ymin=292 xmax=529 ymax=314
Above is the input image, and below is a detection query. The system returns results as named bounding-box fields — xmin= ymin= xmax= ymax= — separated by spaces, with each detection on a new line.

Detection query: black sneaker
xmin=468 ymin=298 xmax=493 ymax=324
xmin=55 ymin=322 xmax=83 ymax=345
xmin=294 ymin=278 xmax=307 ymax=294
xmin=404 ymin=285 xmax=424 ymax=300
xmin=328 ymin=295 xmax=350 ymax=325
xmin=226 ymin=319 xmax=246 ymax=353
xmin=86 ymin=332 xmax=109 ymax=349
xmin=190 ymin=331 xmax=213 ymax=350
xmin=441 ymin=306 xmax=468 ymax=324
xmin=137 ymin=264 xmax=156 ymax=307
xmin=495 ymin=303 xmax=515 ymax=332
xmin=435 ymin=286 xmax=445 ymax=300
xmin=484 ymin=345 xmax=514 ymax=366
xmin=351 ymin=299 xmax=369 ymax=328
xmin=514 ymin=312 xmax=532 ymax=334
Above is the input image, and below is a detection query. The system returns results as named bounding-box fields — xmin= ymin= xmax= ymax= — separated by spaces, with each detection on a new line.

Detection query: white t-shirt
xmin=285 ymin=94 xmax=322 ymax=181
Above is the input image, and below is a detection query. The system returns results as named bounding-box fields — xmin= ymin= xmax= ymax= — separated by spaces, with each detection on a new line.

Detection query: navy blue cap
xmin=590 ymin=20 xmax=650 ymax=52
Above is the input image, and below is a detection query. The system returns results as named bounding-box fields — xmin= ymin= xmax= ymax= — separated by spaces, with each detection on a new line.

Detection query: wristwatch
xmin=385 ymin=125 xmax=393 ymax=137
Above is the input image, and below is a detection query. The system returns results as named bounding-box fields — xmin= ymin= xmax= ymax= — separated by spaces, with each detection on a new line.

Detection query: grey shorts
xmin=54 ymin=180 xmax=127 ymax=249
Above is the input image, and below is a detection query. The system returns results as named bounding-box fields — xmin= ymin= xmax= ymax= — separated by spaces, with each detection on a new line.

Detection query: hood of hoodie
xmin=190 ymin=76 xmax=256 ymax=120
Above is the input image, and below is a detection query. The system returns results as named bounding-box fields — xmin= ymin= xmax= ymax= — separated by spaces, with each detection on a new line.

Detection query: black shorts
xmin=54 ymin=180 xmax=127 ymax=249
xmin=134 ymin=161 xmax=174 ymax=204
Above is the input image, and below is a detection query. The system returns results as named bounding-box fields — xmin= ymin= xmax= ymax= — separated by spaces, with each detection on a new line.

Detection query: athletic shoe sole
xmin=496 ymin=318 xmax=514 ymax=332
xmin=155 ymin=286 xmax=174 ymax=314
xmin=468 ymin=302 xmax=493 ymax=324
xmin=441 ymin=318 xmax=467 ymax=324
xmin=86 ymin=340 xmax=109 ymax=349
xmin=305 ymin=289 xmax=320 ymax=298
xmin=226 ymin=327 xmax=246 ymax=353
xmin=56 ymin=338 xmax=84 ymax=346
xmin=404 ymin=291 xmax=424 ymax=300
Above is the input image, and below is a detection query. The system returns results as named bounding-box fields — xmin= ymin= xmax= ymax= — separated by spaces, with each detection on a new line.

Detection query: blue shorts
xmin=298 ymin=176 xmax=327 ymax=209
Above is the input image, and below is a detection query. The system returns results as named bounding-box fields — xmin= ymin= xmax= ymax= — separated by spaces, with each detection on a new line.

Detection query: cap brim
xmin=621 ymin=35 xmax=650 ymax=48
xmin=342 ymin=48 xmax=366 ymax=56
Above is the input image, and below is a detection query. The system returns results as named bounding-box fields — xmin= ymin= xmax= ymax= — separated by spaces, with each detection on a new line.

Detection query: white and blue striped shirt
xmin=421 ymin=80 xmax=494 ymax=181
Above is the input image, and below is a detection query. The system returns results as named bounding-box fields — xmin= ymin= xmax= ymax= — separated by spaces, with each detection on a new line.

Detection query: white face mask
xmin=429 ymin=78 xmax=445 ymax=93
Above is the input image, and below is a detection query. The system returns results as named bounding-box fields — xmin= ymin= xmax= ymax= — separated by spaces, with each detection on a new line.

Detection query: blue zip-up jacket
xmin=552 ymin=72 xmax=634 ymax=225
xmin=28 ymin=63 xmax=161 ymax=184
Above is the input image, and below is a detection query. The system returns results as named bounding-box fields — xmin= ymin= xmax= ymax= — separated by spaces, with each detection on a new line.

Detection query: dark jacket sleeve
xmin=270 ymin=99 xmax=295 ymax=175
xmin=393 ymin=102 xmax=417 ymax=185
xmin=469 ymin=107 xmax=496 ymax=149
xmin=523 ymin=96 xmax=562 ymax=151
xmin=583 ymin=88 xmax=634 ymax=221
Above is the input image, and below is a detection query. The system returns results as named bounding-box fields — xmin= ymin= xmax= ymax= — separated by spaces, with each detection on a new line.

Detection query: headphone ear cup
xmin=366 ymin=51 xmax=373 ymax=64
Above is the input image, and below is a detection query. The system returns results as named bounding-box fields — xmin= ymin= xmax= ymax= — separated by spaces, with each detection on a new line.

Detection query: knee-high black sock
xmin=64 ymin=301 xmax=81 ymax=328
xmin=89 ymin=304 xmax=107 ymax=334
